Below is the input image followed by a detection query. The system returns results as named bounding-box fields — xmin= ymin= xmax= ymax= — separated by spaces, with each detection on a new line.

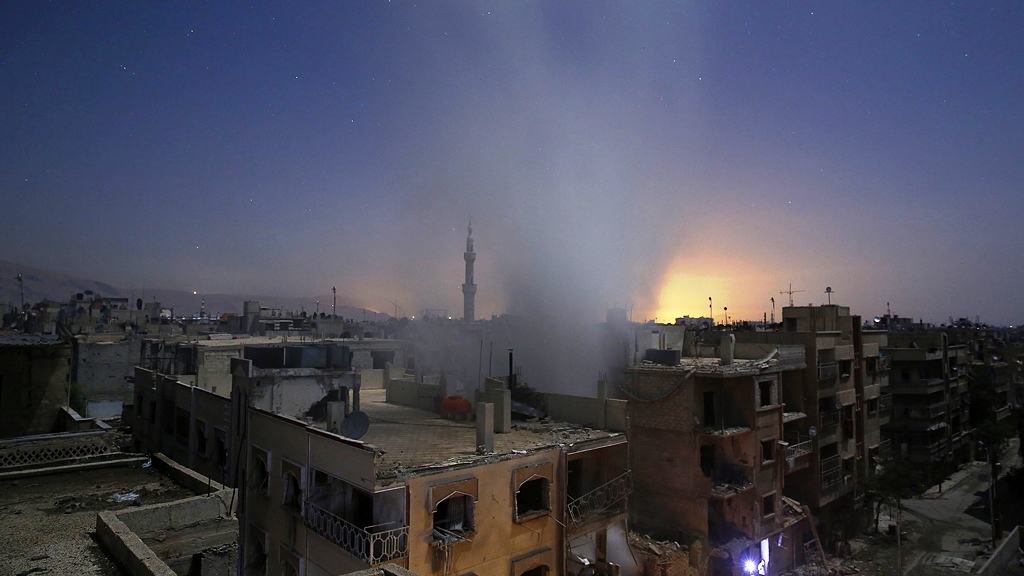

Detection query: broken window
xmin=195 ymin=419 xmax=207 ymax=457
xmin=245 ymin=525 xmax=267 ymax=576
xmin=282 ymin=460 xmax=303 ymax=514
xmin=433 ymin=494 xmax=474 ymax=535
xmin=249 ymin=447 xmax=269 ymax=495
xmin=761 ymin=440 xmax=775 ymax=464
xmin=758 ymin=381 xmax=773 ymax=408
xmin=840 ymin=360 xmax=852 ymax=378
xmin=430 ymin=478 xmax=478 ymax=540
xmin=162 ymin=402 xmax=175 ymax=435
xmin=515 ymin=478 xmax=549 ymax=520
xmin=514 ymin=463 xmax=552 ymax=521
xmin=566 ymin=459 xmax=583 ymax=501
xmin=762 ymin=495 xmax=775 ymax=517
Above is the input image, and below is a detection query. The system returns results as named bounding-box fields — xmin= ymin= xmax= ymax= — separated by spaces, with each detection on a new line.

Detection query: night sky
xmin=2 ymin=2 xmax=1022 ymax=325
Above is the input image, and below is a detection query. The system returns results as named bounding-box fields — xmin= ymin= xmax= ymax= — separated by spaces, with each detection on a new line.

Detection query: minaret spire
xmin=462 ymin=218 xmax=476 ymax=322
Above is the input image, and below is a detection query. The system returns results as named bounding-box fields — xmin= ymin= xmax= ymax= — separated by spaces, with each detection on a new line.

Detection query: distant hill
xmin=0 ymin=260 xmax=391 ymax=322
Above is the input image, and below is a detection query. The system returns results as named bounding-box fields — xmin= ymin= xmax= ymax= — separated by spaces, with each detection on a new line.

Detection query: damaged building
xmin=236 ymin=367 xmax=633 ymax=576
xmin=622 ymin=335 xmax=811 ymax=576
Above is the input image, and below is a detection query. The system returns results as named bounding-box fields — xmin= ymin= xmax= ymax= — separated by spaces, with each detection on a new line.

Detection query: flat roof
xmin=630 ymin=355 xmax=800 ymax=377
xmin=353 ymin=390 xmax=625 ymax=482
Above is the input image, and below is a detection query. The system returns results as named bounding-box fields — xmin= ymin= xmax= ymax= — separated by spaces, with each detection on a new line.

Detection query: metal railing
xmin=303 ymin=501 xmax=409 ymax=565
xmin=784 ymin=432 xmax=813 ymax=459
xmin=877 ymin=439 xmax=892 ymax=455
xmin=820 ymin=409 xmax=841 ymax=430
xmin=879 ymin=356 xmax=891 ymax=371
xmin=878 ymin=394 xmax=892 ymax=413
xmin=567 ymin=471 xmax=633 ymax=528
xmin=820 ymin=454 xmax=842 ymax=488
xmin=818 ymin=362 xmax=839 ymax=381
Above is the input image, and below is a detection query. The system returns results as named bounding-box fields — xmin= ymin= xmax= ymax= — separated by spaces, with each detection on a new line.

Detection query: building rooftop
xmin=0 ymin=332 xmax=65 ymax=346
xmin=352 ymin=390 xmax=625 ymax=484
xmin=633 ymin=355 xmax=792 ymax=377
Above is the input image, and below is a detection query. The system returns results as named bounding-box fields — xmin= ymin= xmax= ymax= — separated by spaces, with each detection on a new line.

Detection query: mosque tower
xmin=462 ymin=219 xmax=476 ymax=322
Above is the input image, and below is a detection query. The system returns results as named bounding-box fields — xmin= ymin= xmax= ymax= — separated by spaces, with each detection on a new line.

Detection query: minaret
xmin=462 ymin=219 xmax=476 ymax=322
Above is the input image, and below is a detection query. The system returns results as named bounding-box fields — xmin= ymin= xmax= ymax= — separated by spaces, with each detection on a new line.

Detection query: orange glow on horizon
xmin=650 ymin=253 xmax=778 ymax=324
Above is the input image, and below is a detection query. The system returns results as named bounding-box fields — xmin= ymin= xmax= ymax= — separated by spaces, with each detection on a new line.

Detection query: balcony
xmin=877 ymin=439 xmax=892 ymax=455
xmin=818 ymin=362 xmax=839 ymax=381
xmin=819 ymin=408 xmax=841 ymax=430
xmin=905 ymin=401 xmax=946 ymax=420
xmin=820 ymin=454 xmax=842 ymax=489
xmin=567 ymin=471 xmax=632 ymax=529
xmin=784 ymin=432 xmax=813 ymax=459
xmin=303 ymin=501 xmax=409 ymax=565
xmin=995 ymin=404 xmax=1011 ymax=421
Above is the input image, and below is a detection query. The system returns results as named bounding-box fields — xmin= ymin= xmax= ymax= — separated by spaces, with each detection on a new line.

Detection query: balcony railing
xmin=303 ymin=501 xmax=409 ymax=565
xmin=784 ymin=432 xmax=813 ymax=459
xmin=820 ymin=455 xmax=842 ymax=488
xmin=879 ymin=356 xmax=891 ymax=371
xmin=877 ymin=439 xmax=892 ymax=455
xmin=994 ymin=404 xmax=1011 ymax=420
xmin=820 ymin=409 xmax=841 ymax=430
xmin=818 ymin=362 xmax=839 ymax=381
xmin=567 ymin=471 xmax=633 ymax=528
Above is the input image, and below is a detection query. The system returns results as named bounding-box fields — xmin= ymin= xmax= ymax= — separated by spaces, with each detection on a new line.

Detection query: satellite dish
xmin=340 ymin=411 xmax=370 ymax=440
xmin=808 ymin=426 xmax=817 ymax=437
xmin=835 ymin=400 xmax=843 ymax=410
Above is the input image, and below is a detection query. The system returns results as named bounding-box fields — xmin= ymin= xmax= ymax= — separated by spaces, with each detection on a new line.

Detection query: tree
xmin=867 ymin=452 xmax=924 ymax=576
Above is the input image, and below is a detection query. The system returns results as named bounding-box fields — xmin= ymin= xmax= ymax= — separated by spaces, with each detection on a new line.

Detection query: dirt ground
xmin=0 ymin=462 xmax=197 ymax=576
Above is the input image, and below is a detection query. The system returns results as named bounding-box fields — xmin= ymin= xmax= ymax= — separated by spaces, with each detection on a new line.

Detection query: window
xmin=761 ymin=440 xmax=775 ymax=464
xmin=758 ymin=381 xmax=774 ymax=408
xmin=515 ymin=478 xmax=549 ymax=518
xmin=249 ymin=447 xmax=269 ymax=494
xmin=195 ymin=419 xmax=208 ymax=457
xmin=245 ymin=525 xmax=267 ymax=576
xmin=512 ymin=548 xmax=556 ymax=576
xmin=215 ymin=430 xmax=228 ymax=469
xmin=840 ymin=360 xmax=852 ymax=378
xmin=149 ymin=401 xmax=157 ymax=422
xmin=521 ymin=567 xmax=548 ymax=576
xmin=174 ymin=407 xmax=190 ymax=446
xmin=434 ymin=495 xmax=474 ymax=534
xmin=763 ymin=494 xmax=776 ymax=517
xmin=513 ymin=463 xmax=552 ymax=521
xmin=280 ymin=547 xmax=302 ymax=576
xmin=282 ymin=460 xmax=303 ymax=514
xmin=703 ymin=391 xmax=717 ymax=426
xmin=430 ymin=478 xmax=478 ymax=540
xmin=136 ymin=395 xmax=144 ymax=418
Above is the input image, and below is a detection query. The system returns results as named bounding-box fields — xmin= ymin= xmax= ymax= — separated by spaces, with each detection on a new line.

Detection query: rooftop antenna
xmin=332 ymin=286 xmax=337 ymax=319
xmin=825 ymin=287 xmax=834 ymax=305
xmin=780 ymin=284 xmax=805 ymax=307
xmin=709 ymin=296 xmax=713 ymax=325
xmin=887 ymin=302 xmax=891 ymax=317
xmin=390 ymin=300 xmax=401 ymax=319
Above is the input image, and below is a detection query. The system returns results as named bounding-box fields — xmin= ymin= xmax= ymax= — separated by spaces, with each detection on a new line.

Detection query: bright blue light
xmin=744 ymin=560 xmax=757 ymax=574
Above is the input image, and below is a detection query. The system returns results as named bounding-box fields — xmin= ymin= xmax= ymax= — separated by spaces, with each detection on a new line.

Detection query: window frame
xmin=513 ymin=462 xmax=553 ymax=522
xmin=249 ymin=445 xmax=270 ymax=496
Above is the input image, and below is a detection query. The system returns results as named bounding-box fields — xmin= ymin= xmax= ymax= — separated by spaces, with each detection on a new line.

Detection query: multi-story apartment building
xmin=623 ymin=336 xmax=810 ymax=576
xmin=732 ymin=305 xmax=886 ymax=547
xmin=883 ymin=332 xmax=972 ymax=482
xmin=236 ymin=374 xmax=632 ymax=576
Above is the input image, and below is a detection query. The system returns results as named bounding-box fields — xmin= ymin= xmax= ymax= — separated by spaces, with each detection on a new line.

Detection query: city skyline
xmin=3 ymin=2 xmax=1022 ymax=325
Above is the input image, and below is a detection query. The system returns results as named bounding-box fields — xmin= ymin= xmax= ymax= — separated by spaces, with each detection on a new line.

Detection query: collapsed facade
xmin=623 ymin=336 xmax=811 ymax=576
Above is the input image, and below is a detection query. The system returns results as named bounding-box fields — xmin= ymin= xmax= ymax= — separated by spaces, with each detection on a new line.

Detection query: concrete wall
xmin=76 ymin=335 xmax=137 ymax=418
xmin=405 ymin=450 xmax=563 ymax=576
xmin=542 ymin=393 xmax=628 ymax=433
xmin=96 ymin=490 xmax=234 ymax=576
xmin=0 ymin=342 xmax=72 ymax=438
xmin=976 ymin=525 xmax=1020 ymax=576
